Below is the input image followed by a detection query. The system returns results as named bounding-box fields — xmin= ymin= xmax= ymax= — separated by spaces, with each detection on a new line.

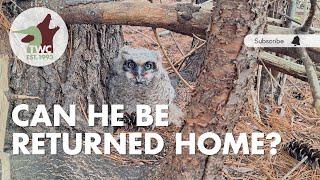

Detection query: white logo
xmin=9 ymin=7 xmax=68 ymax=67
xmin=244 ymin=34 xmax=320 ymax=47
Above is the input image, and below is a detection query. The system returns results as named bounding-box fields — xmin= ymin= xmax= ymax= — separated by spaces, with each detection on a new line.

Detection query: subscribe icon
xmin=244 ymin=34 xmax=320 ymax=47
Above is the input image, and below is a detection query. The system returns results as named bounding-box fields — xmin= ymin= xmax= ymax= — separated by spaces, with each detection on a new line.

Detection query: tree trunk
xmin=2 ymin=0 xmax=266 ymax=179
xmin=6 ymin=21 xmax=164 ymax=178
xmin=5 ymin=22 xmax=150 ymax=179
xmin=7 ymin=24 xmax=123 ymax=135
xmin=148 ymin=0 xmax=266 ymax=179
xmin=0 ymin=27 xmax=11 ymax=180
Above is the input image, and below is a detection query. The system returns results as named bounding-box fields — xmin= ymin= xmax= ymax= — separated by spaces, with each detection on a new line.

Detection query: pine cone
xmin=283 ymin=139 xmax=320 ymax=168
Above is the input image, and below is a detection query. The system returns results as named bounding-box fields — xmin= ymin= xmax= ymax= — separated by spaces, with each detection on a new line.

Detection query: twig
xmin=175 ymin=42 xmax=205 ymax=71
xmin=286 ymin=78 xmax=304 ymax=95
xmin=68 ymin=26 xmax=73 ymax=64
xmin=300 ymin=0 xmax=317 ymax=32
xmin=78 ymin=97 xmax=89 ymax=122
xmin=126 ymin=26 xmax=158 ymax=45
xmin=297 ymin=48 xmax=320 ymax=114
xmin=0 ymin=152 xmax=11 ymax=180
xmin=192 ymin=33 xmax=206 ymax=42
xmin=65 ymin=0 xmax=113 ymax=7
xmin=256 ymin=65 xmax=262 ymax=103
xmin=291 ymin=106 xmax=320 ymax=120
xmin=279 ymin=13 xmax=301 ymax=25
xmin=174 ymin=36 xmax=206 ymax=71
xmin=258 ymin=57 xmax=291 ymax=98
xmin=276 ymin=0 xmax=294 ymax=106
xmin=6 ymin=93 xmax=41 ymax=100
xmin=153 ymin=28 xmax=195 ymax=91
xmin=285 ymin=0 xmax=297 ymax=28
xmin=282 ymin=156 xmax=308 ymax=180
xmin=170 ymin=32 xmax=185 ymax=56
xmin=9 ymin=0 xmax=23 ymax=11
xmin=251 ymin=85 xmax=261 ymax=120
xmin=172 ymin=41 xmax=206 ymax=67
xmin=0 ymin=49 xmax=10 ymax=180
xmin=277 ymin=74 xmax=287 ymax=105
xmin=295 ymin=0 xmax=320 ymax=114
xmin=107 ymin=154 xmax=157 ymax=165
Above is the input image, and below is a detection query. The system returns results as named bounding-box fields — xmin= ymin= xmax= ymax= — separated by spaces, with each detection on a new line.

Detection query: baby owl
xmin=108 ymin=47 xmax=183 ymax=127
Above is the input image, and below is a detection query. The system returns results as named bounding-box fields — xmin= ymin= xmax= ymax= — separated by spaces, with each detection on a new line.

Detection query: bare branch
xmin=298 ymin=48 xmax=320 ymax=114
xmin=265 ymin=24 xmax=320 ymax=64
xmin=282 ymin=156 xmax=308 ymax=180
xmin=300 ymin=0 xmax=317 ymax=32
xmin=0 ymin=152 xmax=11 ymax=180
xmin=279 ymin=12 xmax=300 ymax=25
xmin=264 ymin=46 xmax=320 ymax=64
xmin=60 ymin=1 xmax=211 ymax=38
xmin=153 ymin=28 xmax=195 ymax=91
xmin=294 ymin=0 xmax=320 ymax=114
xmin=5 ymin=93 xmax=41 ymax=101
xmin=170 ymin=32 xmax=185 ymax=56
xmin=126 ymin=26 xmax=158 ymax=45
xmin=258 ymin=51 xmax=320 ymax=82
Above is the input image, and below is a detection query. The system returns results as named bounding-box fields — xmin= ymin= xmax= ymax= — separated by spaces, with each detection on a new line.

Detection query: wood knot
xmin=176 ymin=3 xmax=201 ymax=22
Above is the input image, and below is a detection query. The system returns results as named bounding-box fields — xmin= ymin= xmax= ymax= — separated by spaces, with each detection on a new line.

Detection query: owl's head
xmin=114 ymin=47 xmax=164 ymax=86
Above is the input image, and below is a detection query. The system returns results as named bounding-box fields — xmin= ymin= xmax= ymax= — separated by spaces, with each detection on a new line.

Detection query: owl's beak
xmin=135 ymin=76 xmax=144 ymax=84
xmin=135 ymin=66 xmax=144 ymax=84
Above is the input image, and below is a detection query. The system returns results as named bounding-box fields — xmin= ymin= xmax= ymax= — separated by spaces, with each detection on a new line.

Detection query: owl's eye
xmin=127 ymin=60 xmax=136 ymax=69
xmin=144 ymin=61 xmax=155 ymax=70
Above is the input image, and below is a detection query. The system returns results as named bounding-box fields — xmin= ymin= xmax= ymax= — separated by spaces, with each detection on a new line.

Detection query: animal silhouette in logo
xmin=13 ymin=14 xmax=60 ymax=54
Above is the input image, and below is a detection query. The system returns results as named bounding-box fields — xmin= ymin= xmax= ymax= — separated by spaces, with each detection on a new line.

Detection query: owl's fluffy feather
xmin=108 ymin=47 xmax=183 ymax=126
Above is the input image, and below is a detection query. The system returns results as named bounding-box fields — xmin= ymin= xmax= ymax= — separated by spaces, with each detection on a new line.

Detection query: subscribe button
xmin=244 ymin=34 xmax=320 ymax=47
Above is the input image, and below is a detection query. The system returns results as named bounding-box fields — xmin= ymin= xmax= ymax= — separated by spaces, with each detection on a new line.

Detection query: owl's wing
xmin=168 ymin=103 xmax=184 ymax=127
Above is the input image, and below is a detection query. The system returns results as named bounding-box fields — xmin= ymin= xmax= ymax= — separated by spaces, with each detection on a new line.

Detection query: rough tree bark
xmin=60 ymin=1 xmax=211 ymax=38
xmin=6 ymin=24 xmax=122 ymax=135
xmin=1 ymin=0 xmax=263 ymax=179
xmin=180 ymin=0 xmax=208 ymax=82
xmin=6 ymin=23 xmax=151 ymax=179
xmin=1 ymin=1 xmax=154 ymax=178
xmin=148 ymin=0 xmax=266 ymax=179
